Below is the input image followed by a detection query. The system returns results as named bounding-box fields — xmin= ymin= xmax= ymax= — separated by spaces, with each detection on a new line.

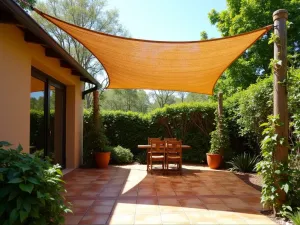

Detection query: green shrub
xmin=287 ymin=211 xmax=300 ymax=225
xmin=0 ymin=141 xmax=71 ymax=225
xmin=135 ymin=151 xmax=147 ymax=164
xmin=227 ymin=152 xmax=260 ymax=172
xmin=110 ymin=146 xmax=133 ymax=164
xmin=224 ymin=76 xmax=273 ymax=155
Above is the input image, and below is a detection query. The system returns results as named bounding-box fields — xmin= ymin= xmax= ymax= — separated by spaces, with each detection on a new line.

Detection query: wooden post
xmin=92 ymin=90 xmax=99 ymax=129
xmin=218 ymin=92 xmax=223 ymax=119
xmin=273 ymin=9 xmax=289 ymax=207
xmin=273 ymin=9 xmax=289 ymax=162
xmin=218 ymin=92 xmax=223 ymax=156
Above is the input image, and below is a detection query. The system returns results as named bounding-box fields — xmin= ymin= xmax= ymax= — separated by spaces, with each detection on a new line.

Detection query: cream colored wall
xmin=0 ymin=24 xmax=83 ymax=168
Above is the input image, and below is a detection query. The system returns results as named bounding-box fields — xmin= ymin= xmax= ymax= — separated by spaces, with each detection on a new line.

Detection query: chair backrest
xmin=149 ymin=140 xmax=165 ymax=154
xmin=164 ymin=138 xmax=177 ymax=142
xmin=148 ymin=137 xmax=161 ymax=144
xmin=166 ymin=140 xmax=182 ymax=155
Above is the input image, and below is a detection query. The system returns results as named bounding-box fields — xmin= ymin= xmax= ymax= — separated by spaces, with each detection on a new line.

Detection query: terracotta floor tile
xmin=198 ymin=197 xmax=222 ymax=204
xmin=64 ymin=215 xmax=83 ymax=225
xmin=244 ymin=218 xmax=277 ymax=224
xmin=136 ymin=204 xmax=160 ymax=213
xmin=159 ymin=205 xmax=183 ymax=213
xmin=93 ymin=199 xmax=115 ymax=206
xmin=134 ymin=213 xmax=162 ymax=224
xmin=160 ymin=213 xmax=190 ymax=224
xmin=71 ymin=200 xmax=95 ymax=207
xmin=206 ymin=203 xmax=232 ymax=211
xmin=138 ymin=191 xmax=157 ymax=196
xmin=181 ymin=205 xmax=208 ymax=213
xmin=81 ymin=191 xmax=99 ymax=197
xmin=114 ymin=203 xmax=136 ymax=214
xmin=78 ymin=214 xmax=109 ymax=225
xmin=185 ymin=212 xmax=218 ymax=224
xmin=71 ymin=207 xmax=90 ymax=215
xmin=158 ymin=198 xmax=180 ymax=206
xmin=108 ymin=214 xmax=135 ymax=225
xmin=88 ymin=205 xmax=113 ymax=214
xmin=137 ymin=198 xmax=158 ymax=205
xmin=99 ymin=192 xmax=119 ymax=197
xmin=63 ymin=165 xmax=275 ymax=225
xmin=175 ymin=191 xmax=196 ymax=196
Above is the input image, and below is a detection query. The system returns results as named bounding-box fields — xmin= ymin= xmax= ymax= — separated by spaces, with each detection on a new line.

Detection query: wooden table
xmin=137 ymin=144 xmax=191 ymax=171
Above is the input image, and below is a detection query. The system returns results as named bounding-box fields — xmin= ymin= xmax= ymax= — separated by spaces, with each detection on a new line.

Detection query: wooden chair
xmin=166 ymin=140 xmax=182 ymax=175
xmin=164 ymin=138 xmax=177 ymax=142
xmin=149 ymin=140 xmax=165 ymax=174
xmin=148 ymin=138 xmax=161 ymax=144
xmin=147 ymin=138 xmax=161 ymax=171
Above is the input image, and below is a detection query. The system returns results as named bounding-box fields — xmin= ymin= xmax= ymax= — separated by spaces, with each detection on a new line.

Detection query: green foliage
xmin=135 ymin=151 xmax=147 ymax=164
xmin=102 ymin=90 xmax=150 ymax=113
xmin=29 ymin=110 xmax=45 ymax=151
xmin=86 ymin=102 xmax=216 ymax=163
xmin=209 ymin=0 xmax=300 ymax=95
xmin=209 ymin=112 xmax=230 ymax=155
xmin=256 ymin=116 xmax=300 ymax=215
xmin=15 ymin=0 xmax=36 ymax=10
xmin=0 ymin=142 xmax=71 ymax=225
xmin=287 ymin=211 xmax=300 ymax=225
xmin=82 ymin=110 xmax=108 ymax=167
xmin=109 ymin=146 xmax=133 ymax=164
xmin=227 ymin=153 xmax=260 ymax=172
xmin=224 ymin=76 xmax=273 ymax=154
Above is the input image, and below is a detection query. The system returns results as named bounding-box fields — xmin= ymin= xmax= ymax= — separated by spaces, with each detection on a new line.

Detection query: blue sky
xmin=107 ymin=0 xmax=227 ymax=41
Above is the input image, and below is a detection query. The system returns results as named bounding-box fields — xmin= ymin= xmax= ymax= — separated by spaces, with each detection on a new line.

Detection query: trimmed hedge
xmin=83 ymin=102 xmax=217 ymax=163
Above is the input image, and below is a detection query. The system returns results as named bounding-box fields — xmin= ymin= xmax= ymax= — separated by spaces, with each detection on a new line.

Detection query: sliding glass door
xmin=30 ymin=68 xmax=66 ymax=168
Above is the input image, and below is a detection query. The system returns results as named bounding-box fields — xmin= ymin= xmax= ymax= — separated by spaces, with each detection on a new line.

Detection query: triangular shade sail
xmin=35 ymin=9 xmax=272 ymax=94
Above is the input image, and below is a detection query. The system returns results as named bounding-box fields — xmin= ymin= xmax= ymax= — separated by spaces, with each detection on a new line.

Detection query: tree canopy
xmin=32 ymin=0 xmax=129 ymax=107
xmin=209 ymin=0 xmax=300 ymax=96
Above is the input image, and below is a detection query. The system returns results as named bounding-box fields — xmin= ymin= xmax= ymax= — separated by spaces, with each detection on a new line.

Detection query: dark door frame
xmin=31 ymin=67 xmax=66 ymax=168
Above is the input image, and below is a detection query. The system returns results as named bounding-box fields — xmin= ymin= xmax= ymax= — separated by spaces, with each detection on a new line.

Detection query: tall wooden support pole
xmin=218 ymin=92 xmax=224 ymax=156
xmin=273 ymin=10 xmax=289 ymax=162
xmin=273 ymin=9 xmax=289 ymax=206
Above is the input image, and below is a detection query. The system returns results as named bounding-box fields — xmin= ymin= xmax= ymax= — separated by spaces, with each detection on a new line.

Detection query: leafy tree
xmin=30 ymin=96 xmax=44 ymax=111
xmin=177 ymin=92 xmax=188 ymax=103
xmin=32 ymin=0 xmax=129 ymax=108
xmin=15 ymin=0 xmax=36 ymax=10
xmin=186 ymin=93 xmax=209 ymax=102
xmin=101 ymin=89 xmax=150 ymax=112
xmin=114 ymin=90 xmax=138 ymax=111
xmin=135 ymin=90 xmax=151 ymax=113
xmin=208 ymin=0 xmax=300 ymax=96
xmin=200 ymin=31 xmax=208 ymax=40
xmin=150 ymin=90 xmax=175 ymax=108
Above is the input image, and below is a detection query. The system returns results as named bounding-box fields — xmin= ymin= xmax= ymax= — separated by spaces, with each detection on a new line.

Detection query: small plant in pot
xmin=207 ymin=114 xmax=229 ymax=169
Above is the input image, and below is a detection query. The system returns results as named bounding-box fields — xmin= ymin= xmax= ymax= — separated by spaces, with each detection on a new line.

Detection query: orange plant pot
xmin=206 ymin=153 xmax=222 ymax=169
xmin=95 ymin=152 xmax=111 ymax=169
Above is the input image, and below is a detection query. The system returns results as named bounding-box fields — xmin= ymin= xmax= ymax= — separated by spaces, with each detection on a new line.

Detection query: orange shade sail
xmin=35 ymin=9 xmax=272 ymax=95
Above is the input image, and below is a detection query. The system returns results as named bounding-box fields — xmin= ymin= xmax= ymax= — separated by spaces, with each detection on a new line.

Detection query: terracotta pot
xmin=206 ymin=153 xmax=222 ymax=169
xmin=95 ymin=152 xmax=111 ymax=169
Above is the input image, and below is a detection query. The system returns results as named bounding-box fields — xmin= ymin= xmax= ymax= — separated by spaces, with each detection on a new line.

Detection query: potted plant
xmin=85 ymin=122 xmax=110 ymax=168
xmin=207 ymin=113 xmax=229 ymax=169
xmin=89 ymin=90 xmax=110 ymax=168
xmin=94 ymin=144 xmax=111 ymax=169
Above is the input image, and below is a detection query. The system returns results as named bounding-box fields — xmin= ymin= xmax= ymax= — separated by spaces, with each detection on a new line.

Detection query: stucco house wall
xmin=0 ymin=24 xmax=83 ymax=168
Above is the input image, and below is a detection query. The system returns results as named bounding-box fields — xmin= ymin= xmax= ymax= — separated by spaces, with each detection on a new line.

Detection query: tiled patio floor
xmin=63 ymin=164 xmax=276 ymax=225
